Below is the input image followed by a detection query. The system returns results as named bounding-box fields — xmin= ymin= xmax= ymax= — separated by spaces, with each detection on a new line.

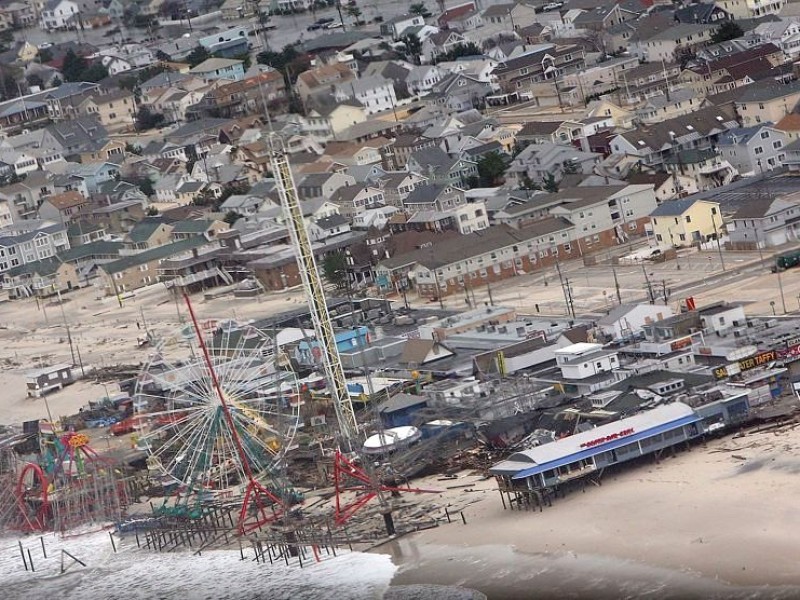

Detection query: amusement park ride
xmin=0 ymin=136 xmax=431 ymax=539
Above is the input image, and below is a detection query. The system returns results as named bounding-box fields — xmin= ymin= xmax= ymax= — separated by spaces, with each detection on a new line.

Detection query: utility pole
xmin=711 ymin=208 xmax=726 ymax=272
xmin=777 ymin=267 xmax=787 ymax=315
xmin=486 ymin=280 xmax=494 ymax=306
xmin=641 ymin=262 xmax=655 ymax=304
xmin=554 ymin=260 xmax=574 ymax=318
xmin=55 ymin=288 xmax=75 ymax=366
xmin=611 ymin=261 xmax=622 ymax=304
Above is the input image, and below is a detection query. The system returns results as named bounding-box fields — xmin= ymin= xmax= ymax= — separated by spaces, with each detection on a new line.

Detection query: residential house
xmin=86 ymin=200 xmax=146 ymax=233
xmin=426 ymin=72 xmax=494 ymax=112
xmin=375 ymin=220 xmax=576 ymax=298
xmin=39 ymin=0 xmax=78 ymax=30
xmin=296 ymin=172 xmax=356 ymax=200
xmin=378 ymin=171 xmax=428 ymax=207
xmin=66 ymin=220 xmax=105 ymax=246
xmin=0 ymin=173 xmax=55 ymax=221
xmin=37 ymin=191 xmax=88 ymax=223
xmin=304 ymin=100 xmax=367 ymax=141
xmin=716 ymin=0 xmax=783 ymax=19
xmin=664 ymin=148 xmax=738 ymax=191
xmin=0 ymin=222 xmax=70 ymax=275
xmin=438 ymin=2 xmax=478 ymax=29
xmin=99 ymin=236 xmax=221 ymax=295
xmin=406 ymin=65 xmax=445 ymax=96
xmin=633 ymin=22 xmax=715 ymax=62
xmin=296 ymin=63 xmax=356 ymax=105
xmin=76 ymin=88 xmax=136 ymax=131
xmin=402 ymin=183 xmax=465 ymax=212
xmin=493 ymin=44 xmax=585 ymax=96
xmin=728 ymin=193 xmax=800 ymax=249
xmin=673 ymin=3 xmax=731 ymax=24
xmin=508 ymin=142 xmax=601 ymax=185
xmin=718 ymin=124 xmax=788 ymax=175
xmin=197 ymin=70 xmax=286 ymax=119
xmin=407 ymin=147 xmax=478 ymax=187
xmin=380 ymin=14 xmax=425 ymax=39
xmin=735 ymin=81 xmax=800 ymax=127
xmin=189 ymin=58 xmax=246 ymax=83
xmin=650 ymin=198 xmax=723 ymax=246
xmin=481 ymin=2 xmax=538 ymax=32
xmin=123 ymin=220 xmax=174 ymax=251
xmin=404 ymin=200 xmax=489 ymax=235
xmin=636 ymin=88 xmax=704 ymax=125
xmin=608 ymin=104 xmax=738 ymax=169
xmin=329 ymin=185 xmax=385 ymax=219
xmin=333 ymin=75 xmax=397 ymax=116
xmin=2 ymin=257 xmax=79 ymax=298
xmin=422 ymin=30 xmax=469 ymax=63
xmin=45 ymin=117 xmax=126 ymax=163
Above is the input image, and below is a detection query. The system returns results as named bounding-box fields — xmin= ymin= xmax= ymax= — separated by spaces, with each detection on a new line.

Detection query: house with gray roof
xmin=407 ymin=147 xmax=478 ymax=187
xmin=718 ymin=123 xmax=787 ymax=176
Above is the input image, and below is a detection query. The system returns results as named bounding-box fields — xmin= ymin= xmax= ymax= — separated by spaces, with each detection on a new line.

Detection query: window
xmin=685 ymin=215 xmax=692 ymax=223
xmin=773 ymin=140 xmax=782 ymax=149
xmin=760 ymin=131 xmax=770 ymax=139
xmin=754 ymin=146 xmax=764 ymax=155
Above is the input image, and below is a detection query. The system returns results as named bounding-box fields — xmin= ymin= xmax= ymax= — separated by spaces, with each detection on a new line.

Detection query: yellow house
xmin=587 ymin=99 xmax=635 ymax=130
xmin=650 ymin=198 xmax=723 ymax=247
xmin=735 ymin=82 xmax=800 ymax=127
xmin=80 ymin=89 xmax=136 ymax=131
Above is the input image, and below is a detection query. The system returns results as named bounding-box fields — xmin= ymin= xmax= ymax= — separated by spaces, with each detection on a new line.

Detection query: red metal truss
xmin=332 ymin=450 xmax=437 ymax=526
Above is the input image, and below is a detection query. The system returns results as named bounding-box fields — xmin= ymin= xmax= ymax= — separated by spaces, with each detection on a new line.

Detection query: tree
xmin=185 ymin=45 xmax=211 ymax=68
xmin=125 ymin=142 xmax=142 ymax=155
xmin=223 ymin=210 xmax=242 ymax=225
xmin=37 ymin=48 xmax=53 ymax=64
xmin=543 ymin=172 xmax=559 ymax=193
xmin=477 ymin=151 xmax=508 ymax=186
xmin=437 ymin=42 xmax=482 ymax=62
xmin=519 ymin=173 xmax=540 ymax=191
xmin=710 ymin=21 xmax=744 ymax=44
xmin=401 ymin=33 xmax=423 ymax=65
xmin=322 ymin=252 xmax=348 ymax=288
xmin=136 ymin=106 xmax=166 ymax=131
xmin=146 ymin=206 xmax=159 ymax=216
xmin=562 ymin=159 xmax=578 ymax=175
xmin=345 ymin=4 xmax=362 ymax=24
xmin=61 ymin=49 xmax=88 ymax=82
xmin=81 ymin=62 xmax=109 ymax=83
xmin=409 ymin=2 xmax=431 ymax=17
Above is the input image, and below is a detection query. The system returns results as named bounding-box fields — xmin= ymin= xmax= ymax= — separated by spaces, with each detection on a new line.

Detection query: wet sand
xmin=379 ymin=423 xmax=800 ymax=599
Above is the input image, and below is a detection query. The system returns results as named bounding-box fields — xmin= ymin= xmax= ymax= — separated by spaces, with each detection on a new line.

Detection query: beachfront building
xmin=489 ymin=399 xmax=748 ymax=511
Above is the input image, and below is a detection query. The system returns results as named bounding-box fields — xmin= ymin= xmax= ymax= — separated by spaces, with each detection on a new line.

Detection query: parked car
xmin=326 ymin=21 xmax=343 ymax=28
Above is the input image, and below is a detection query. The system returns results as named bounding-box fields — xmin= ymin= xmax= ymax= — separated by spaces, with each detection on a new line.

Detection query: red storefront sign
xmin=580 ymin=427 xmax=635 ymax=449
xmin=779 ymin=344 xmax=800 ymax=362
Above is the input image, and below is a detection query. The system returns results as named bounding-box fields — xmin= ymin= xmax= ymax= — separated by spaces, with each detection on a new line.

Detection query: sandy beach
xmin=380 ymin=422 xmax=800 ymax=598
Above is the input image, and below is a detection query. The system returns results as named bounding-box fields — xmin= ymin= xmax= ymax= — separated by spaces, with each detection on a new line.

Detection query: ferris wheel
xmin=133 ymin=309 xmax=300 ymax=514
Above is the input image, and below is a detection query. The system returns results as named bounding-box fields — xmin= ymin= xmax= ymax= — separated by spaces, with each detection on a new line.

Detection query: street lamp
xmin=770 ymin=300 xmax=776 ymax=316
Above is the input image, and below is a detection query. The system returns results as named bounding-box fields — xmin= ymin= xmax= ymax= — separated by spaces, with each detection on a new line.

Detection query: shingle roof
xmin=379 ymin=219 xmax=573 ymax=270
xmin=650 ymin=198 xmax=714 ymax=217
xmin=126 ymin=220 xmax=168 ymax=243
xmin=45 ymin=190 xmax=86 ymax=210
xmin=101 ymin=236 xmax=211 ymax=275
xmin=404 ymin=183 xmax=448 ymax=205
xmin=735 ymin=80 xmax=800 ymax=103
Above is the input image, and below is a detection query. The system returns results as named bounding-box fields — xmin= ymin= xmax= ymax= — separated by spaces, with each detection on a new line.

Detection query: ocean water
xmin=381 ymin=540 xmax=800 ymax=600
xmin=0 ymin=531 xmax=396 ymax=600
